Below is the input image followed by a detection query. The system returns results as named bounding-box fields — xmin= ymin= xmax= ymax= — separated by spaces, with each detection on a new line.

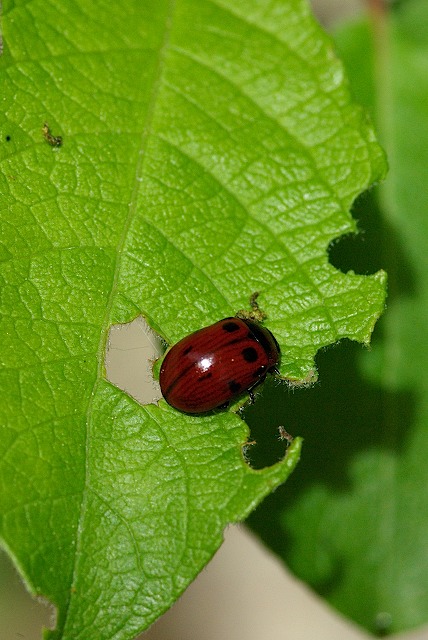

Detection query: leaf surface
xmin=0 ymin=0 xmax=385 ymax=638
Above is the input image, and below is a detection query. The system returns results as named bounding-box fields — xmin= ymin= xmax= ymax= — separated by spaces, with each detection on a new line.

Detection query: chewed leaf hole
xmin=328 ymin=193 xmax=384 ymax=276
xmin=105 ymin=316 xmax=164 ymax=405
xmin=328 ymin=230 xmax=378 ymax=275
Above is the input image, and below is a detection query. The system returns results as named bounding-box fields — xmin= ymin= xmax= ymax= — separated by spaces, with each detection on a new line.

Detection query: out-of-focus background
xmin=4 ymin=1 xmax=428 ymax=639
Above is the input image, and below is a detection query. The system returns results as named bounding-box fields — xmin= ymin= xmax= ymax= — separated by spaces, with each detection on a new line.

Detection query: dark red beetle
xmin=159 ymin=316 xmax=280 ymax=414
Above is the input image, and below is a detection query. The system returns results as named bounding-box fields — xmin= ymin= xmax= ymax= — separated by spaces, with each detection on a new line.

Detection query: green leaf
xmin=0 ymin=0 xmax=385 ymax=638
xmin=248 ymin=1 xmax=428 ymax=635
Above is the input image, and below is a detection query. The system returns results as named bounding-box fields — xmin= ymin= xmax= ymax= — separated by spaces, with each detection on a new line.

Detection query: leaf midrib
xmin=62 ymin=0 xmax=178 ymax=634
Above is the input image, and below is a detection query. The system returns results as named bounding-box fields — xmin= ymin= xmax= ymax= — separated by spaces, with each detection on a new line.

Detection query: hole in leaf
xmin=329 ymin=192 xmax=385 ymax=275
xmin=329 ymin=184 xmax=417 ymax=372
xmin=329 ymin=191 xmax=415 ymax=301
xmin=105 ymin=316 xmax=164 ymax=404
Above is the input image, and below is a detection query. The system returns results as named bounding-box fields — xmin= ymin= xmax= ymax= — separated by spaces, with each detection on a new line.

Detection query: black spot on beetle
xmin=198 ymin=372 xmax=212 ymax=381
xmin=182 ymin=345 xmax=193 ymax=355
xmin=229 ymin=380 xmax=241 ymax=393
xmin=242 ymin=347 xmax=258 ymax=362
xmin=222 ymin=321 xmax=240 ymax=332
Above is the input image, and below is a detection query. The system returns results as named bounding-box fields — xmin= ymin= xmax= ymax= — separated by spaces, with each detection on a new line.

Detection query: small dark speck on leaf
xmin=5 ymin=135 xmax=11 ymax=141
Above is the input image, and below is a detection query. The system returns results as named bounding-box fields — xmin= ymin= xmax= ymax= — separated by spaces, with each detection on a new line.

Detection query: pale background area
xmin=3 ymin=1 xmax=428 ymax=638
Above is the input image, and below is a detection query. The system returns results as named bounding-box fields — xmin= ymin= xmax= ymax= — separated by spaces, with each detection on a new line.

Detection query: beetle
xmin=159 ymin=316 xmax=280 ymax=414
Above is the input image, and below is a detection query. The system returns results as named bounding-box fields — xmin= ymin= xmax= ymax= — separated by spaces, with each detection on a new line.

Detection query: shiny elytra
xmin=159 ymin=317 xmax=280 ymax=413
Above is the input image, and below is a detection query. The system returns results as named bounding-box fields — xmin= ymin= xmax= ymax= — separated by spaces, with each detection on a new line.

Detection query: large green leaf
xmin=248 ymin=0 xmax=428 ymax=635
xmin=0 ymin=0 xmax=385 ymax=638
